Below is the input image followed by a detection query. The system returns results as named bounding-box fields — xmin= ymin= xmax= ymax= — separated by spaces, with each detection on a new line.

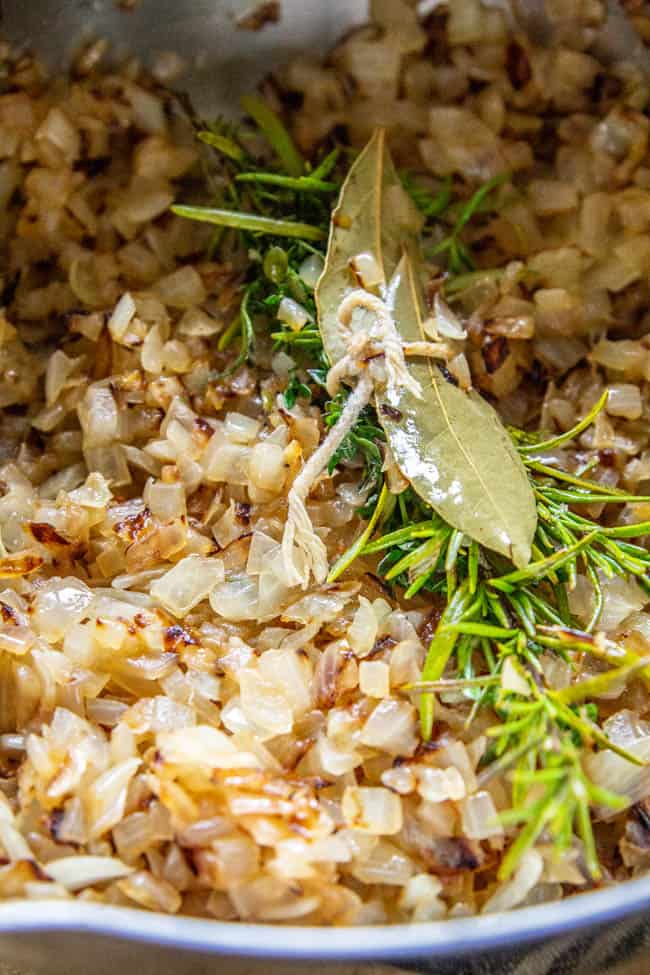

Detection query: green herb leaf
xmin=213 ymin=283 xmax=255 ymax=378
xmin=240 ymin=94 xmax=304 ymax=178
xmin=197 ymin=129 xmax=245 ymax=162
xmin=328 ymin=482 xmax=390 ymax=583
xmin=552 ymin=656 xmax=650 ymax=705
xmin=519 ymin=391 xmax=609 ymax=454
xmin=283 ymin=371 xmax=312 ymax=409
xmin=171 ymin=205 xmax=326 ymax=242
xmin=419 ymin=582 xmax=475 ymax=737
xmin=428 ymin=173 xmax=509 ymax=272
xmin=235 ymin=171 xmax=337 ymax=193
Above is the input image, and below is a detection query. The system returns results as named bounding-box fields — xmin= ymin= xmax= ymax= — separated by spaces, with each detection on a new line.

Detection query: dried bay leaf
xmin=316 ymin=128 xmax=537 ymax=566
xmin=316 ymin=127 xmax=422 ymax=367
xmin=378 ymin=252 xmax=537 ymax=568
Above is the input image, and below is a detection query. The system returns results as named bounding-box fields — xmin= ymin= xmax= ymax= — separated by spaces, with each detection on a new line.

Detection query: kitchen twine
xmin=282 ymin=286 xmax=433 ymax=589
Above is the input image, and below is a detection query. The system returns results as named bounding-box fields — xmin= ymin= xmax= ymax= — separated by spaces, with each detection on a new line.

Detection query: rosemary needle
xmin=170 ymin=205 xmax=327 ymax=242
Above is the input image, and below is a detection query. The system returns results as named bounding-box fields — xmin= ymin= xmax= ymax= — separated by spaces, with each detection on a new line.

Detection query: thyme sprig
xmin=426 ymin=172 xmax=510 ymax=273
xmin=173 ymin=106 xmax=336 ymax=381
xmin=173 ymin=107 xmax=389 ymax=480
xmin=323 ymin=392 xmax=385 ymax=508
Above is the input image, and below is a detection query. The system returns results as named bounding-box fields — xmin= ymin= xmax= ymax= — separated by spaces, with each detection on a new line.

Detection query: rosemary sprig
xmin=175 ymin=108 xmax=390 ymax=485
xmin=216 ymin=281 xmax=256 ymax=378
xmin=487 ymin=677 xmax=633 ymax=882
xmin=235 ymin=171 xmax=338 ymax=193
xmin=335 ymin=394 xmax=649 ymax=877
xmin=517 ymin=390 xmax=609 ymax=454
xmin=173 ymin=108 xmax=650 ymax=884
xmin=197 ymin=128 xmax=246 ymax=161
xmin=328 ymin=483 xmax=390 ymax=583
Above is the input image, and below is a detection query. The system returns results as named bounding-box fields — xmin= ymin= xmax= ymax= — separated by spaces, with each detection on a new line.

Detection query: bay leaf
xmin=315 ymin=127 xmax=423 ymax=367
xmin=377 ymin=251 xmax=537 ymax=568
xmin=315 ymin=127 xmax=537 ymax=567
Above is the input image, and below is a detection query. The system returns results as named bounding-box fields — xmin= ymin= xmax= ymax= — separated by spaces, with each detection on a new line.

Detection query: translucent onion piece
xmin=150 ymin=555 xmax=225 ymax=618
xmin=157 ymin=725 xmax=260 ymax=769
xmin=46 ymin=856 xmax=134 ymax=891
xmin=482 ymin=850 xmax=543 ymax=914
xmin=585 ymin=710 xmax=650 ymax=815
xmin=342 ymin=786 xmax=403 ymax=835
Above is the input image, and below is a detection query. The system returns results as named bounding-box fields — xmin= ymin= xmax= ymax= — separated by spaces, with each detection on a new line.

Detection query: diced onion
xmin=143 ymin=479 xmax=186 ymax=521
xmin=107 ymin=292 xmax=136 ymax=342
xmin=224 ymin=412 xmax=260 ymax=444
xmin=460 ymin=791 xmax=503 ymax=840
xmin=417 ymin=766 xmax=466 ymax=803
xmin=78 ymin=385 xmax=120 ymax=447
xmin=32 ymin=579 xmax=94 ymax=642
xmin=298 ymin=253 xmax=324 ymax=288
xmin=342 ymin=786 xmax=403 ymax=835
xmin=150 ymin=555 xmax=225 ymax=618
xmin=258 ymin=648 xmax=312 ymax=715
xmin=349 ymin=839 xmax=414 ymax=886
xmin=606 ymin=383 xmax=643 ymax=420
xmin=177 ymin=307 xmax=222 ymax=337
xmin=482 ymin=850 xmax=543 ymax=913
xmin=154 ymin=266 xmax=207 ymax=309
xmin=398 ymin=873 xmax=445 ymax=922
xmin=500 ymin=656 xmax=531 ymax=696
xmin=239 ymin=668 xmax=294 ymax=735
xmin=68 ymin=472 xmax=112 ymax=510
xmin=157 ymin=725 xmax=259 ymax=769
xmin=599 ymin=574 xmax=647 ymax=631
xmin=210 ymin=574 xmax=260 ymax=622
xmin=432 ymin=293 xmax=467 ymax=340
xmin=46 ymin=856 xmax=134 ymax=891
xmin=348 ymin=596 xmax=378 ymax=657
xmin=359 ymin=660 xmax=390 ymax=698
xmin=277 ymin=297 xmax=311 ymax=332
xmin=248 ymin=441 xmax=287 ymax=494
xmin=359 ymin=699 xmax=417 ymax=756
xmin=45 ymin=350 xmax=79 ymax=406
xmin=585 ymin=710 xmax=650 ymax=814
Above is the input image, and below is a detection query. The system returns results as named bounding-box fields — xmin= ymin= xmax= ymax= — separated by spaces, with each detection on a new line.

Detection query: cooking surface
xmin=1 ymin=0 xmax=367 ymax=116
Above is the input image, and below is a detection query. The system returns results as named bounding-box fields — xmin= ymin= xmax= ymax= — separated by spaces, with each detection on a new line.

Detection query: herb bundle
xmin=174 ymin=104 xmax=650 ymax=881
